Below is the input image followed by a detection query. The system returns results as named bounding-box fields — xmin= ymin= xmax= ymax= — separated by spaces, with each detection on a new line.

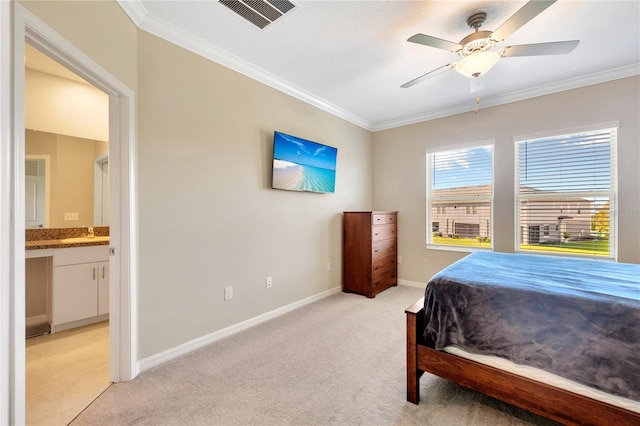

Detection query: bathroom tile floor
xmin=26 ymin=321 xmax=111 ymax=425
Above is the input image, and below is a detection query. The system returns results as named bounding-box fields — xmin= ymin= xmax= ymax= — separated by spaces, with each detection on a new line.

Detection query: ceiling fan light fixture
xmin=455 ymin=50 xmax=500 ymax=78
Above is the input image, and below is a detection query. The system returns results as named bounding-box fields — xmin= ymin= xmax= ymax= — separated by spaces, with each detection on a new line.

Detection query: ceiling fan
xmin=401 ymin=0 xmax=579 ymax=89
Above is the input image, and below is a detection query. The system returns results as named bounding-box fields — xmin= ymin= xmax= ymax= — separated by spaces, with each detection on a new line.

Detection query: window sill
xmin=426 ymin=244 xmax=493 ymax=253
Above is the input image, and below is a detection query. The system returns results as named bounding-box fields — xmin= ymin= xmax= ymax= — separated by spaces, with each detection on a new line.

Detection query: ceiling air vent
xmin=219 ymin=0 xmax=295 ymax=30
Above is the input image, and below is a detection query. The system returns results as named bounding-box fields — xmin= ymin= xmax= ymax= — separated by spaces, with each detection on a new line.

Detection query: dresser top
xmin=343 ymin=211 xmax=397 ymax=214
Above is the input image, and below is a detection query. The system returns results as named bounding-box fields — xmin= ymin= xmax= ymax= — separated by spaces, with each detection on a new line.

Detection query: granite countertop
xmin=26 ymin=236 xmax=109 ymax=250
xmin=25 ymin=227 xmax=110 ymax=250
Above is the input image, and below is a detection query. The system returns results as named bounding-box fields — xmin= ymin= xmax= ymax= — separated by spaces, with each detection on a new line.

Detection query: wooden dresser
xmin=343 ymin=211 xmax=398 ymax=298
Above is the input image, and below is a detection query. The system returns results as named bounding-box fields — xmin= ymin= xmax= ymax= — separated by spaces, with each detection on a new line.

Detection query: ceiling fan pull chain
xmin=474 ymin=76 xmax=481 ymax=114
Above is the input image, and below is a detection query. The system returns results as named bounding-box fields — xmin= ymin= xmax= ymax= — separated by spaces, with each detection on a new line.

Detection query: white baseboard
xmin=51 ymin=313 xmax=108 ymax=334
xmin=398 ymin=279 xmax=426 ymax=289
xmin=139 ymin=286 xmax=343 ymax=372
xmin=26 ymin=314 xmax=48 ymax=327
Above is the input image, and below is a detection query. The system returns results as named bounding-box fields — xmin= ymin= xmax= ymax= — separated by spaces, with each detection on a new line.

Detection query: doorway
xmin=24 ymin=41 xmax=111 ymax=424
xmin=1 ymin=5 xmax=138 ymax=424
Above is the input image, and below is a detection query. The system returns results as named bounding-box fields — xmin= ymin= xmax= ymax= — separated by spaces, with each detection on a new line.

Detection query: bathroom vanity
xmin=26 ymin=227 xmax=110 ymax=333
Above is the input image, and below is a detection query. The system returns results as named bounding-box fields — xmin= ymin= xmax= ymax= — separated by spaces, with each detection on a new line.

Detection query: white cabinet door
xmin=53 ymin=263 xmax=98 ymax=325
xmin=97 ymin=261 xmax=109 ymax=315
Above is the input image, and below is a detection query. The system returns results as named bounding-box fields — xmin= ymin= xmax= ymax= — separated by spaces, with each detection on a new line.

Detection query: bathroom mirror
xmin=25 ymin=130 xmax=109 ymax=229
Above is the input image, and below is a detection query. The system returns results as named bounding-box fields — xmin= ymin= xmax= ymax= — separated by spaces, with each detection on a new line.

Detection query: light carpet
xmin=71 ymin=285 xmax=559 ymax=425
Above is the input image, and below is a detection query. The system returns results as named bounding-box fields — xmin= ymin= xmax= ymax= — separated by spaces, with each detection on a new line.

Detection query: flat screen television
xmin=271 ymin=131 xmax=337 ymax=193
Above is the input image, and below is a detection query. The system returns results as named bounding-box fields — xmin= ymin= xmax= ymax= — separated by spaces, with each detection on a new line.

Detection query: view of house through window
xmin=515 ymin=127 xmax=617 ymax=258
xmin=427 ymin=144 xmax=493 ymax=249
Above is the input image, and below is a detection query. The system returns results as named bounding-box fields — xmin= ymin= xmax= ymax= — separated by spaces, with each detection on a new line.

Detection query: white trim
xmin=93 ymin=152 xmax=108 ymax=227
xmin=424 ymin=139 xmax=496 ymax=155
xmin=372 ymin=66 xmax=638 ymax=132
xmin=51 ymin=313 xmax=109 ymax=334
xmin=115 ymin=0 xmax=147 ymax=27
xmin=513 ymin=121 xmax=620 ymax=143
xmin=398 ymin=280 xmax=426 ymax=289
xmin=24 ymin=154 xmax=50 ymax=228
xmin=25 ymin=248 xmax=54 ymax=259
xmin=2 ymin=4 xmax=28 ymax=424
xmin=426 ymin=244 xmax=493 ymax=253
xmin=0 ymin=4 xmax=9 ymax=422
xmin=139 ymin=286 xmax=342 ymax=372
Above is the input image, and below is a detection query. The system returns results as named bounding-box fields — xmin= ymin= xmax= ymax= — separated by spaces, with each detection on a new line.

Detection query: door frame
xmin=24 ymin=155 xmax=50 ymax=229
xmin=1 ymin=4 xmax=139 ymax=424
xmin=93 ymin=152 xmax=109 ymax=227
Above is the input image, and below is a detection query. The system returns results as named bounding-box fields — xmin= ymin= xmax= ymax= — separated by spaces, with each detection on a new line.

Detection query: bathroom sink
xmin=60 ymin=236 xmax=110 ymax=244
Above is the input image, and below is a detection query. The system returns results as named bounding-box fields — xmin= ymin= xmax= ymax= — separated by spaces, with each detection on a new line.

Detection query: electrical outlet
xmin=397 ymin=256 xmax=402 ymax=264
xmin=265 ymin=276 xmax=272 ymax=289
xmin=64 ymin=212 xmax=79 ymax=221
xmin=327 ymin=262 xmax=332 ymax=272
xmin=224 ymin=286 xmax=233 ymax=301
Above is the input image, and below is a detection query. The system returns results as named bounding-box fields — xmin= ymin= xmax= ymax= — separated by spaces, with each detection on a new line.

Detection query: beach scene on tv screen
xmin=272 ymin=132 xmax=337 ymax=193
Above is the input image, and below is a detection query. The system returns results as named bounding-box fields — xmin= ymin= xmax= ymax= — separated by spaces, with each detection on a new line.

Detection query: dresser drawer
xmin=372 ymin=224 xmax=396 ymax=241
xmin=372 ymin=239 xmax=396 ymax=259
xmin=372 ymin=269 xmax=397 ymax=293
xmin=372 ymin=213 xmax=396 ymax=226
xmin=372 ymin=255 xmax=396 ymax=276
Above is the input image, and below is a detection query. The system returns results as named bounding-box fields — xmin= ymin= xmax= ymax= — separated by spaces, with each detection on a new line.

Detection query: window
xmin=427 ymin=144 xmax=493 ymax=249
xmin=515 ymin=127 xmax=617 ymax=258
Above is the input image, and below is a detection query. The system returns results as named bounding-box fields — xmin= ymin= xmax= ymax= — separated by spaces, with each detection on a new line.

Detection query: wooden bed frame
xmin=406 ymin=297 xmax=640 ymax=426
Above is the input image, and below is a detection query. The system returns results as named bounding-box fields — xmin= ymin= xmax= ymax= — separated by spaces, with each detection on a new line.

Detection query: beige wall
xmin=373 ymin=76 xmax=640 ymax=283
xmin=20 ymin=0 xmax=138 ymax=92
xmin=136 ymin=31 xmax=372 ymax=357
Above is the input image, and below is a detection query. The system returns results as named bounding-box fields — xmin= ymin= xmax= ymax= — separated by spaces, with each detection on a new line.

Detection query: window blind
xmin=515 ymin=128 xmax=617 ymax=258
xmin=427 ymin=144 xmax=493 ymax=249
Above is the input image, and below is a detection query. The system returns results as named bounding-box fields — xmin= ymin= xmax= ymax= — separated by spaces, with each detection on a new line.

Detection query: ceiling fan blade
xmin=407 ymin=33 xmax=462 ymax=52
xmin=491 ymin=0 xmax=556 ymax=43
xmin=501 ymin=40 xmax=579 ymax=57
xmin=401 ymin=63 xmax=455 ymax=89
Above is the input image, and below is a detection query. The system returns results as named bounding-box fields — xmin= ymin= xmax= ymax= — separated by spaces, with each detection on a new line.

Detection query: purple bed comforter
xmin=423 ymin=251 xmax=640 ymax=401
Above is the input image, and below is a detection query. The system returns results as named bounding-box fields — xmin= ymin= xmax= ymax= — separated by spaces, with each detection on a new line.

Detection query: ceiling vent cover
xmin=219 ymin=0 xmax=295 ymax=29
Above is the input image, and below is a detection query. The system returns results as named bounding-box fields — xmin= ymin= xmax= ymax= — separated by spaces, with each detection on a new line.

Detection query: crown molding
xmin=116 ymin=1 xmax=638 ymax=134
xmin=372 ymin=64 xmax=640 ymax=132
xmin=116 ymin=0 xmax=148 ymax=27
xmin=116 ymin=1 xmax=374 ymax=131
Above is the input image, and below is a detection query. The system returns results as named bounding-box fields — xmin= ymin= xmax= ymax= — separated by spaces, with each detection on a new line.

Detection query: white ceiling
xmin=118 ymin=1 xmax=639 ymax=131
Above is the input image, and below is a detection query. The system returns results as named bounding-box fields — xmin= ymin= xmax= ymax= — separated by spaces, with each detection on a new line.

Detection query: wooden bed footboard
xmin=405 ymin=297 xmax=425 ymax=404
xmin=405 ymin=297 xmax=640 ymax=426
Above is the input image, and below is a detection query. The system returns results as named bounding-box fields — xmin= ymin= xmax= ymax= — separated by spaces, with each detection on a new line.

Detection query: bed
xmin=405 ymin=251 xmax=640 ymax=425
